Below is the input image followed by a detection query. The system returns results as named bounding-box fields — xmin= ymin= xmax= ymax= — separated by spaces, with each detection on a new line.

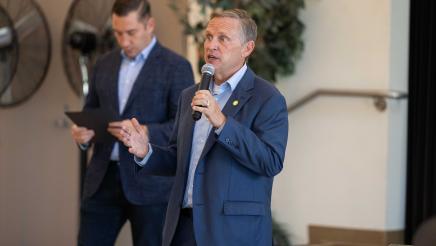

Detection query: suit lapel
xmin=121 ymin=43 xmax=162 ymax=115
xmin=179 ymin=88 xmax=197 ymax=173
xmin=108 ymin=52 xmax=122 ymax=114
xmin=198 ymin=68 xmax=255 ymax=161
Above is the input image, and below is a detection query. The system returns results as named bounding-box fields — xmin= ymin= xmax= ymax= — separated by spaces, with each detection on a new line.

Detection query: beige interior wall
xmin=271 ymin=0 xmax=409 ymax=244
xmin=0 ymin=0 xmax=79 ymax=244
xmin=150 ymin=0 xmax=187 ymax=56
xmin=0 ymin=0 xmax=187 ymax=245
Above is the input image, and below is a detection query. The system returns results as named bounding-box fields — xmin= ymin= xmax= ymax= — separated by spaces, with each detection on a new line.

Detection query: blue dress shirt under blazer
xmin=83 ymin=41 xmax=194 ymax=205
xmin=136 ymin=67 xmax=289 ymax=246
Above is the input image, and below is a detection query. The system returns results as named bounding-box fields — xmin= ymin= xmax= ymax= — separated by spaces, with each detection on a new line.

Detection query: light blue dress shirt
xmin=109 ymin=36 xmax=157 ymax=161
xmin=182 ymin=64 xmax=247 ymax=207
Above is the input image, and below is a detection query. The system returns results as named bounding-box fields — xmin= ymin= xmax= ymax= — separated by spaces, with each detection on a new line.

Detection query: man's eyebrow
xmin=113 ymin=28 xmax=136 ymax=33
xmin=204 ymin=31 xmax=228 ymax=37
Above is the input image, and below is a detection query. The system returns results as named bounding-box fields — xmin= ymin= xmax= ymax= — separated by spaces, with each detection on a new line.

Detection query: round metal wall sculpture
xmin=0 ymin=0 xmax=51 ymax=107
xmin=62 ymin=0 xmax=116 ymax=97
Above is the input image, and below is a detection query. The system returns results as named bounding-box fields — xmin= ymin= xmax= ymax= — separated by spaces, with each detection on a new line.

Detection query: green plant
xmin=273 ymin=216 xmax=292 ymax=246
xmin=170 ymin=0 xmax=305 ymax=83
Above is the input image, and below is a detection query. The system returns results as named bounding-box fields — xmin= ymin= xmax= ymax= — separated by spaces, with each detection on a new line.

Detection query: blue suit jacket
xmin=138 ymin=68 xmax=288 ymax=245
xmin=83 ymin=42 xmax=194 ymax=205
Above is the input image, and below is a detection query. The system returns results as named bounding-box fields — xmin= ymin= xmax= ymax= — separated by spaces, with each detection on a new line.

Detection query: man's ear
xmin=242 ymin=40 xmax=255 ymax=58
xmin=145 ymin=17 xmax=155 ymax=33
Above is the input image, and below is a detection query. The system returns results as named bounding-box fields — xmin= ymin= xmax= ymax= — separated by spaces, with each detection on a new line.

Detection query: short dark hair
xmin=112 ymin=0 xmax=151 ymax=19
xmin=210 ymin=9 xmax=257 ymax=43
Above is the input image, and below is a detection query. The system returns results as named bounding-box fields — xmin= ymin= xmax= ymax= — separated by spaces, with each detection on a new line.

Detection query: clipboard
xmin=65 ymin=109 xmax=119 ymax=143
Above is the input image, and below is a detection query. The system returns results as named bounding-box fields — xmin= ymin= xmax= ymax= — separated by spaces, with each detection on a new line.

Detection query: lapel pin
xmin=232 ymin=100 xmax=239 ymax=106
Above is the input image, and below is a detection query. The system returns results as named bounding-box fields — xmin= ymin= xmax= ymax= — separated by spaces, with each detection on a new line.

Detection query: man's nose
xmin=205 ymin=38 xmax=218 ymax=51
xmin=118 ymin=36 xmax=129 ymax=47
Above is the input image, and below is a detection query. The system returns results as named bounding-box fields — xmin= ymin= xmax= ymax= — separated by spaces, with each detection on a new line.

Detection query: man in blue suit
xmin=70 ymin=0 xmax=194 ymax=245
xmin=122 ymin=9 xmax=288 ymax=246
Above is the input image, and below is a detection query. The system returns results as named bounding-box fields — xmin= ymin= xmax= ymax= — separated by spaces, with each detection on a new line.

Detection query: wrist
xmin=143 ymin=146 xmax=149 ymax=157
xmin=138 ymin=143 xmax=149 ymax=158
xmin=215 ymin=115 xmax=226 ymax=129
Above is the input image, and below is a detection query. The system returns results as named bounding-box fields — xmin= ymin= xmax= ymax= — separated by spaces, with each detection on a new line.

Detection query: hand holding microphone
xmin=192 ymin=63 xmax=215 ymax=121
xmin=191 ymin=64 xmax=226 ymax=129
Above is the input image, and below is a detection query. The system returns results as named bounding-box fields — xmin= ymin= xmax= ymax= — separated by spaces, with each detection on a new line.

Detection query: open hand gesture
xmin=120 ymin=118 xmax=150 ymax=158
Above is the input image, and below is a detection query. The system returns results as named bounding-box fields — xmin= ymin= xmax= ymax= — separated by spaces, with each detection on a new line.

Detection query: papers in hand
xmin=65 ymin=109 xmax=119 ymax=143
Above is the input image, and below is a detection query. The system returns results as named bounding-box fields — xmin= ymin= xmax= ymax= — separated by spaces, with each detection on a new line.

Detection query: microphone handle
xmin=192 ymin=73 xmax=213 ymax=121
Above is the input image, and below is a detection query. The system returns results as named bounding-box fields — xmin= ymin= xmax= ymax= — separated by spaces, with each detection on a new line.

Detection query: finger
xmin=80 ymin=132 xmax=94 ymax=143
xmin=128 ymin=147 xmax=138 ymax=155
xmin=192 ymin=98 xmax=210 ymax=107
xmin=72 ymin=124 xmax=86 ymax=130
xmin=107 ymin=127 xmax=118 ymax=135
xmin=84 ymin=130 xmax=95 ymax=140
xmin=192 ymin=105 xmax=207 ymax=113
xmin=121 ymin=119 xmax=133 ymax=128
xmin=120 ymin=128 xmax=130 ymax=138
xmin=143 ymin=125 xmax=149 ymax=136
xmin=107 ymin=125 xmax=122 ymax=132
xmin=121 ymin=138 xmax=130 ymax=148
xmin=131 ymin=118 xmax=143 ymax=133
xmin=73 ymin=129 xmax=94 ymax=142
xmin=121 ymin=122 xmax=133 ymax=135
xmin=108 ymin=121 xmax=122 ymax=128
xmin=83 ymin=130 xmax=95 ymax=137
xmin=192 ymin=93 xmax=208 ymax=102
xmin=193 ymin=93 xmax=208 ymax=102
xmin=107 ymin=128 xmax=122 ymax=139
xmin=72 ymin=124 xmax=88 ymax=133
xmin=81 ymin=135 xmax=93 ymax=143
xmin=121 ymin=135 xmax=129 ymax=145
xmin=196 ymin=89 xmax=212 ymax=96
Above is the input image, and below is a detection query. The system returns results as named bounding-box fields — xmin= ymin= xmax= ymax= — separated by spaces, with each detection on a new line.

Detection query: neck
xmin=214 ymin=63 xmax=244 ymax=85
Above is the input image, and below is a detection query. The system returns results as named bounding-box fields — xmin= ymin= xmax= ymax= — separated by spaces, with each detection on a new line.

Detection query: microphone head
xmin=201 ymin=63 xmax=215 ymax=76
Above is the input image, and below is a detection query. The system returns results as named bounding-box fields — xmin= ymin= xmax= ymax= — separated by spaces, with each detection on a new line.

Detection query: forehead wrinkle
xmin=207 ymin=19 xmax=243 ymax=42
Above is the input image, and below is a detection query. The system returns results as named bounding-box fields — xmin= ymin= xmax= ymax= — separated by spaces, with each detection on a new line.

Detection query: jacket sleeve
xmin=135 ymin=93 xmax=184 ymax=176
xmin=216 ymin=93 xmax=288 ymax=177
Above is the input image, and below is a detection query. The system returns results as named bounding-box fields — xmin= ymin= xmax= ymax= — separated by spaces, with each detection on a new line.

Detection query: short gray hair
xmin=210 ymin=9 xmax=257 ymax=43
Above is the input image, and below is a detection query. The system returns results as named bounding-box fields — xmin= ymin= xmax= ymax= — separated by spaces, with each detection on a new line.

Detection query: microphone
xmin=192 ymin=63 xmax=215 ymax=121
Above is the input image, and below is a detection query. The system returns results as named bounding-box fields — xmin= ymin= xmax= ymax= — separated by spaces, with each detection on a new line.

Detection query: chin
xmin=125 ymin=50 xmax=135 ymax=57
xmin=207 ymin=61 xmax=220 ymax=68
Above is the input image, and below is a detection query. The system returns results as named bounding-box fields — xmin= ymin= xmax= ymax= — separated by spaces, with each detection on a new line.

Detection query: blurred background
xmin=1 ymin=0 xmax=433 ymax=245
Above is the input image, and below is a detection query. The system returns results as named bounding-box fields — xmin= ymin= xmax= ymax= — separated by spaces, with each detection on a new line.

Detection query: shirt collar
xmin=211 ymin=63 xmax=247 ymax=94
xmin=120 ymin=36 xmax=157 ymax=62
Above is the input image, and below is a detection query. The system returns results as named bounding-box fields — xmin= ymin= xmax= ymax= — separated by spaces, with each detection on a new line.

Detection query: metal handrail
xmin=287 ymin=89 xmax=408 ymax=113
